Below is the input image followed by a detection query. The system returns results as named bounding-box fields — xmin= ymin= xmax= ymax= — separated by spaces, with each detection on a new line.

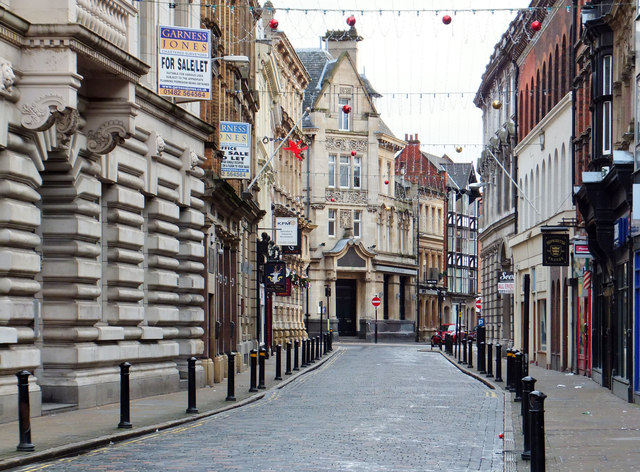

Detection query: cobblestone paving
xmin=15 ymin=346 xmax=504 ymax=472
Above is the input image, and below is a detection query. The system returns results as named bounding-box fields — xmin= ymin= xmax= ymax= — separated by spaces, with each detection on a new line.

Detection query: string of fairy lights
xmin=135 ymin=0 xmax=631 ymax=14
xmin=143 ymin=0 xmax=608 ymax=155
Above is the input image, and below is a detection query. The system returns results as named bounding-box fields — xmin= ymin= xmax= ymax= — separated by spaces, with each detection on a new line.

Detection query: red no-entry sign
xmin=372 ymin=296 xmax=381 ymax=307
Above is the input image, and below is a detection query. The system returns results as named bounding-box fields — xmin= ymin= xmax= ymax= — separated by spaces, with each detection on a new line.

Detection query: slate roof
xmin=440 ymin=162 xmax=477 ymax=190
xmin=297 ymin=47 xmax=382 ymax=129
xmin=296 ymin=48 xmax=334 ymax=128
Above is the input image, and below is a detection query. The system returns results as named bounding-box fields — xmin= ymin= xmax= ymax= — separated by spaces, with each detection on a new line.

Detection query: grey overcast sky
xmin=271 ymin=0 xmax=531 ymax=164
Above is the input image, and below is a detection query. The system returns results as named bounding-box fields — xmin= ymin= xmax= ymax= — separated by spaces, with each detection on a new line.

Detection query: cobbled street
xmin=16 ymin=345 xmax=504 ymax=472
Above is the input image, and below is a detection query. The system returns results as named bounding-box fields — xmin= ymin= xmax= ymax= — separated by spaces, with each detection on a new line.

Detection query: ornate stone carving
xmin=325 ymin=189 xmax=368 ymax=204
xmin=190 ymin=150 xmax=199 ymax=170
xmin=325 ymin=136 xmax=367 ymax=152
xmin=55 ymin=108 xmax=79 ymax=148
xmin=21 ymin=93 xmax=66 ymax=131
xmin=156 ymin=134 xmax=166 ymax=155
xmin=87 ymin=120 xmax=129 ymax=155
xmin=0 ymin=59 xmax=15 ymax=93
xmin=339 ymin=209 xmax=351 ymax=228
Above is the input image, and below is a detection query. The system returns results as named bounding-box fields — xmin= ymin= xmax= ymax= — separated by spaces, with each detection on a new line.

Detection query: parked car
xmin=431 ymin=323 xmax=466 ymax=346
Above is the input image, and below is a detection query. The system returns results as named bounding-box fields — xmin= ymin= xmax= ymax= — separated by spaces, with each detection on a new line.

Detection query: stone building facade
xmin=0 ymin=1 xmax=213 ymax=421
xmin=474 ymin=21 xmax=519 ymax=347
xmin=253 ymin=7 xmax=312 ymax=348
xmin=298 ymin=29 xmax=416 ymax=341
xmin=395 ymin=135 xmax=447 ymax=341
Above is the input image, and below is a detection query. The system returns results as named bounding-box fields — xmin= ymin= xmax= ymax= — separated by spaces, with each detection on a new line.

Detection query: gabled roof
xmin=297 ymin=47 xmax=380 ymax=129
xmin=296 ymin=49 xmax=334 ymax=113
xmin=440 ymin=162 xmax=477 ymax=190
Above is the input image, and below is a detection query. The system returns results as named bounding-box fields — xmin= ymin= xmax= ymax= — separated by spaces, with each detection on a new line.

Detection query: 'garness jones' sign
xmin=158 ymin=26 xmax=211 ymax=100
xmin=220 ymin=122 xmax=252 ymax=179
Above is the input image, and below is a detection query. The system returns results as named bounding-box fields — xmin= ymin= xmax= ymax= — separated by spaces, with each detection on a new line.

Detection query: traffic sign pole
xmin=375 ymin=306 xmax=378 ymax=344
xmin=371 ymin=296 xmax=381 ymax=344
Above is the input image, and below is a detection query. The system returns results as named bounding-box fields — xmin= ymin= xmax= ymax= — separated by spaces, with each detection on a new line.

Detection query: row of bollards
xmin=505 ymin=348 xmax=547 ymax=472
xmin=444 ymin=336 xmax=548 ymax=471
xmin=14 ymin=333 xmax=335 ymax=453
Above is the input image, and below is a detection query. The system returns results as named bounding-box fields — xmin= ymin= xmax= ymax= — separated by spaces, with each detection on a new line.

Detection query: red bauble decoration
xmin=499 ymin=433 xmax=504 ymax=439
xmin=351 ymin=150 xmax=356 ymax=156
xmin=385 ymin=179 xmax=389 ymax=185
xmin=442 ymin=15 xmax=452 ymax=25
xmin=342 ymin=104 xmax=352 ymax=114
xmin=269 ymin=18 xmax=279 ymax=30
xmin=531 ymin=20 xmax=542 ymax=32
xmin=330 ymin=198 xmax=335 ymax=202
xmin=347 ymin=15 xmax=356 ymax=27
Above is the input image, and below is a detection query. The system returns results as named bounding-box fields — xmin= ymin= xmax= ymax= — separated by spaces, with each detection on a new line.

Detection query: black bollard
xmin=301 ymin=339 xmax=307 ymax=367
xmin=285 ymin=342 xmax=292 ymax=375
xmin=486 ymin=343 xmax=493 ymax=378
xmin=462 ymin=336 xmax=468 ymax=364
xmin=506 ymin=349 xmax=515 ymax=391
xmin=226 ymin=353 xmax=236 ymax=402
xmin=293 ymin=340 xmax=300 ymax=370
xmin=316 ymin=336 xmax=321 ymax=360
xmin=309 ymin=337 xmax=315 ymax=364
xmin=275 ymin=344 xmax=282 ymax=380
xmin=249 ymin=349 xmax=258 ymax=392
xmin=494 ymin=344 xmax=503 ymax=382
xmin=118 ymin=362 xmax=132 ymax=429
xmin=16 ymin=371 xmax=34 ymax=451
xmin=514 ymin=352 xmax=523 ymax=402
xmin=187 ymin=357 xmax=199 ymax=412
xmin=329 ymin=329 xmax=333 ymax=351
xmin=324 ymin=333 xmax=328 ymax=354
xmin=258 ymin=348 xmax=266 ymax=389
xmin=529 ymin=390 xmax=547 ymax=472
xmin=521 ymin=376 xmax=536 ymax=460
xmin=478 ymin=342 xmax=486 ymax=374
xmin=468 ymin=339 xmax=473 ymax=368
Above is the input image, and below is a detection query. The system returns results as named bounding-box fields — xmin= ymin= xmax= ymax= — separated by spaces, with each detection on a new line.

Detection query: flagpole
xmin=244 ymin=108 xmax=310 ymax=194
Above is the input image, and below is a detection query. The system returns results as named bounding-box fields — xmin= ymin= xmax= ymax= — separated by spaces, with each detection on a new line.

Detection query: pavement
xmin=1 ymin=342 xmax=639 ymax=471
xmin=438 ymin=344 xmax=640 ymax=472
xmin=0 ymin=345 xmax=337 ymax=471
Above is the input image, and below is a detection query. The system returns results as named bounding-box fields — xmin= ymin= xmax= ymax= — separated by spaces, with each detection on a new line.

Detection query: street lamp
xmin=211 ymin=55 xmax=250 ymax=64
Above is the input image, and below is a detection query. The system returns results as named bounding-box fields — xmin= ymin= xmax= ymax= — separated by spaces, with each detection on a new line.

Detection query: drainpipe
xmin=570 ymin=0 xmax=579 ymax=377
xmin=512 ymin=59 xmax=519 ymax=235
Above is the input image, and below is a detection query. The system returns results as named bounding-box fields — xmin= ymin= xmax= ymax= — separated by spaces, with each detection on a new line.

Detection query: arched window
xmin=530 ymin=78 xmax=534 ymax=131
xmin=520 ymin=91 xmax=525 ymax=138
xmin=561 ymin=35 xmax=567 ymax=95
xmin=553 ymin=149 xmax=559 ymax=213
xmin=541 ymin=159 xmax=547 ymax=219
xmin=535 ymin=70 xmax=541 ymax=124
xmin=524 ymin=87 xmax=529 ymax=134
xmin=542 ymin=62 xmax=547 ymax=117
xmin=535 ymin=166 xmax=540 ymax=224
xmin=548 ymin=53 xmax=553 ymax=110
xmin=523 ymin=176 xmax=529 ymax=229
xmin=554 ymin=44 xmax=560 ymax=103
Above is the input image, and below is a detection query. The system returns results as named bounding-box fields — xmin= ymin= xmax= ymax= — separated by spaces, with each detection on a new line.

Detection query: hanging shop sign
xmin=498 ymin=271 xmax=515 ymax=294
xmin=573 ymin=239 xmax=591 ymax=258
xmin=275 ymin=217 xmax=298 ymax=246
xmin=276 ymin=276 xmax=292 ymax=297
xmin=281 ymin=228 xmax=302 ymax=255
xmin=158 ymin=26 xmax=211 ymax=100
xmin=542 ymin=233 xmax=569 ymax=266
xmin=220 ymin=122 xmax=252 ymax=179
xmin=264 ymin=261 xmax=287 ymax=293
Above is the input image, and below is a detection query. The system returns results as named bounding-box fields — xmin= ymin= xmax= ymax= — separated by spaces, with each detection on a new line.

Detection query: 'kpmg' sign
xmin=220 ymin=122 xmax=251 ymax=179
xmin=158 ymin=26 xmax=211 ymax=99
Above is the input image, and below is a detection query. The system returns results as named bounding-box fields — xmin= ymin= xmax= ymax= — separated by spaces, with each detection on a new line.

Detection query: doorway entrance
xmin=336 ymin=279 xmax=357 ymax=336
